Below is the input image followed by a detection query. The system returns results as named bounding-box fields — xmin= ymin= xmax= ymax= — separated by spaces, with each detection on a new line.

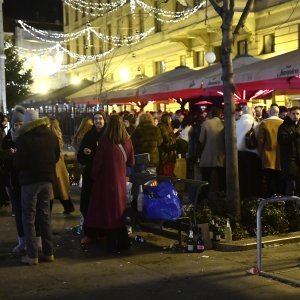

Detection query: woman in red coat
xmin=84 ymin=114 xmax=135 ymax=251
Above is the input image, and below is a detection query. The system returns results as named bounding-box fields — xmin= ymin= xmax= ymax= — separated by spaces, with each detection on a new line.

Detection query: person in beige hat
xmin=14 ymin=111 xmax=60 ymax=265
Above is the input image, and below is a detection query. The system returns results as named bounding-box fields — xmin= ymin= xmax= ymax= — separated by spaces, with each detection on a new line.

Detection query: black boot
xmin=60 ymin=198 xmax=75 ymax=214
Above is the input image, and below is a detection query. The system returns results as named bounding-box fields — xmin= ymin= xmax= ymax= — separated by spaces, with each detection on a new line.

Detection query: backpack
xmin=245 ymin=122 xmax=257 ymax=150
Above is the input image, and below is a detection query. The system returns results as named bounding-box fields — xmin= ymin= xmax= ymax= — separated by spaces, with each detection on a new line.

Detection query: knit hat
xmin=24 ymin=110 xmax=39 ymax=123
xmin=11 ymin=105 xmax=26 ymax=125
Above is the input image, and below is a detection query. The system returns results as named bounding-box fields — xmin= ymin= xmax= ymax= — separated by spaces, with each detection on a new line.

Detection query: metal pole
xmin=0 ymin=0 xmax=7 ymax=113
xmin=256 ymin=196 xmax=300 ymax=287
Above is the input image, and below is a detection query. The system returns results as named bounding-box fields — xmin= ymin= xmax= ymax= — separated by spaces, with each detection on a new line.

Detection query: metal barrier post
xmin=256 ymin=196 xmax=300 ymax=287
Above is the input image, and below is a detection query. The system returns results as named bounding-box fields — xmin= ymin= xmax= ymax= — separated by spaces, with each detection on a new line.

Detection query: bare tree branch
xmin=233 ymin=0 xmax=254 ymax=41
xmin=209 ymin=0 xmax=223 ymax=17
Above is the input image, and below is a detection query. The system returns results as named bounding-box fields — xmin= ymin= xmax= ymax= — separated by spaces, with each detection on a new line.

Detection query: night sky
xmin=3 ymin=0 xmax=63 ymax=22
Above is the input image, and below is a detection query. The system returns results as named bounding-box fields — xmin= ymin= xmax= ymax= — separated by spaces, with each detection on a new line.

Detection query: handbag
xmin=245 ymin=123 xmax=257 ymax=149
xmin=142 ymin=180 xmax=182 ymax=220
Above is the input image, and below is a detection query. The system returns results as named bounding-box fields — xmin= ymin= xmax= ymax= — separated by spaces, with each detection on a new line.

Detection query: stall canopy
xmin=203 ymin=49 xmax=300 ymax=99
xmin=22 ymin=79 xmax=94 ymax=107
xmin=138 ymin=56 xmax=260 ymax=102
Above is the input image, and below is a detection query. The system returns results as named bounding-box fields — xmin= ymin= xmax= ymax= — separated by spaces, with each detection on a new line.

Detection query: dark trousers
xmin=263 ymin=168 xmax=284 ymax=197
xmin=238 ymin=151 xmax=262 ymax=198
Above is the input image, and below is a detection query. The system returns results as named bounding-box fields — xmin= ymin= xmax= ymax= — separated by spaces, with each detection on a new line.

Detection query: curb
xmin=213 ymin=231 xmax=300 ymax=251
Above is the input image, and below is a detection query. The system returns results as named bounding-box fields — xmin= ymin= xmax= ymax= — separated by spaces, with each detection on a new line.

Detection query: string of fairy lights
xmin=9 ymin=0 xmax=206 ymax=72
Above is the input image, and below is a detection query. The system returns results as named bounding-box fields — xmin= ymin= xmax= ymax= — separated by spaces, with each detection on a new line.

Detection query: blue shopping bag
xmin=142 ymin=180 xmax=182 ymax=221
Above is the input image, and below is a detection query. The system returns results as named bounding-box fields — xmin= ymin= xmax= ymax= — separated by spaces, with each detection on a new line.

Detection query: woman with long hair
xmin=72 ymin=117 xmax=93 ymax=152
xmin=84 ymin=114 xmax=135 ymax=251
xmin=157 ymin=113 xmax=177 ymax=176
xmin=49 ymin=118 xmax=75 ymax=214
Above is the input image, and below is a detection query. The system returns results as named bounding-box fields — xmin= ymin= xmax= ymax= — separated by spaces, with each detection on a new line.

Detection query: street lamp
xmin=205 ymin=51 xmax=216 ymax=66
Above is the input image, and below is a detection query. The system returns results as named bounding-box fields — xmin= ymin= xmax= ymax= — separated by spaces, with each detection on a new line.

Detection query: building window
xmin=263 ymin=34 xmax=275 ymax=53
xmin=214 ymin=46 xmax=222 ymax=63
xmin=128 ymin=15 xmax=133 ymax=36
xmin=176 ymin=2 xmax=185 ymax=12
xmin=139 ymin=10 xmax=144 ymax=34
xmin=76 ymin=39 xmax=80 ymax=55
xmin=107 ymin=24 xmax=112 ymax=50
xmin=154 ymin=61 xmax=165 ymax=75
xmin=75 ymin=4 xmax=78 ymax=21
xmin=154 ymin=1 xmax=162 ymax=33
xmin=64 ymin=6 xmax=69 ymax=26
xmin=238 ymin=40 xmax=248 ymax=56
xmin=193 ymin=51 xmax=204 ymax=67
xmin=180 ymin=55 xmax=186 ymax=66
xmin=82 ymin=7 xmax=85 ymax=18
xmin=117 ymin=18 xmax=122 ymax=36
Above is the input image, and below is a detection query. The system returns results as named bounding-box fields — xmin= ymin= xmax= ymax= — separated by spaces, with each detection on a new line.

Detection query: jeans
xmin=21 ymin=182 xmax=53 ymax=259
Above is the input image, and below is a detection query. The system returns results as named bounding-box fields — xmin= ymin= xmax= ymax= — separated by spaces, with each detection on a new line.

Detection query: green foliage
xmin=196 ymin=194 xmax=299 ymax=240
xmin=5 ymin=46 xmax=33 ymax=109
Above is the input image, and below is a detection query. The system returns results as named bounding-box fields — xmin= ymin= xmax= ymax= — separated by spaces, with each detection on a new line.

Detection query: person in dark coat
xmin=2 ymin=106 xmax=42 ymax=253
xmin=0 ymin=112 xmax=10 ymax=207
xmin=157 ymin=113 xmax=177 ymax=176
xmin=77 ymin=111 xmax=107 ymax=244
xmin=131 ymin=112 xmax=162 ymax=174
xmin=14 ymin=111 xmax=60 ymax=265
xmin=84 ymin=114 xmax=135 ymax=252
xmin=277 ymin=106 xmax=300 ymax=196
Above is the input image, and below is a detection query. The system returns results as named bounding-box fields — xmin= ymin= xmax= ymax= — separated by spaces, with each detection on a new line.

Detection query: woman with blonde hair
xmin=72 ymin=117 xmax=93 ymax=151
xmin=84 ymin=114 xmax=135 ymax=251
xmin=49 ymin=118 xmax=75 ymax=214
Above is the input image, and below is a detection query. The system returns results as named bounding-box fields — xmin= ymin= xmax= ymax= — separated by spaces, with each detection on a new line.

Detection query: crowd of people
xmin=0 ymin=101 xmax=299 ymax=265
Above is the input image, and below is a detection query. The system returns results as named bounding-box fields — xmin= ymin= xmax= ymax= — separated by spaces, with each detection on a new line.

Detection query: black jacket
xmin=277 ymin=116 xmax=300 ymax=176
xmin=13 ymin=117 xmax=60 ymax=185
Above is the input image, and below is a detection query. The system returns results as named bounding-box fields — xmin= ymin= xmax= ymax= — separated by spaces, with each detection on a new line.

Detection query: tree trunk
xmin=221 ymin=1 xmax=241 ymax=220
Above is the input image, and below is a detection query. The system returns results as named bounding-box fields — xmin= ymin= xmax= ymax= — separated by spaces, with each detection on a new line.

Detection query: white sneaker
xmin=21 ymin=255 xmax=38 ymax=265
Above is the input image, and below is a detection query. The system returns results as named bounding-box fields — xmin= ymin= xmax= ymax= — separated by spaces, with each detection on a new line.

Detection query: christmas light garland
xmin=63 ymin=0 xmax=206 ymax=22
xmin=18 ymin=20 xmax=154 ymax=47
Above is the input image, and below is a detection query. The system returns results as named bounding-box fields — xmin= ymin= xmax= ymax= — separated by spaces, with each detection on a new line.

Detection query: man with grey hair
xmin=257 ymin=105 xmax=283 ymax=196
xmin=236 ymin=106 xmax=261 ymax=198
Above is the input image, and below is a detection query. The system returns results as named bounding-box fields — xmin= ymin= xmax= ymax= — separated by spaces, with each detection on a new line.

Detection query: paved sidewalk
xmin=0 ymin=186 xmax=299 ymax=299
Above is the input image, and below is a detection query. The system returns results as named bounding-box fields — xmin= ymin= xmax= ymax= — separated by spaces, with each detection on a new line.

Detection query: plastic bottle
xmin=214 ymin=224 xmax=221 ymax=242
xmin=187 ymin=230 xmax=194 ymax=252
xmin=137 ymin=185 xmax=144 ymax=213
xmin=224 ymin=218 xmax=232 ymax=243
xmin=195 ymin=229 xmax=205 ymax=253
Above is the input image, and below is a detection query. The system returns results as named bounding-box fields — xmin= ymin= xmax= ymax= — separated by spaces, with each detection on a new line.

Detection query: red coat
xmin=84 ymin=137 xmax=135 ymax=229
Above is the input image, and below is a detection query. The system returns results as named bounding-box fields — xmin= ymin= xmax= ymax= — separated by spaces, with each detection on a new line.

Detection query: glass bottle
xmin=224 ymin=218 xmax=232 ymax=243
xmin=137 ymin=185 xmax=144 ymax=213
xmin=195 ymin=229 xmax=205 ymax=253
xmin=187 ymin=230 xmax=194 ymax=252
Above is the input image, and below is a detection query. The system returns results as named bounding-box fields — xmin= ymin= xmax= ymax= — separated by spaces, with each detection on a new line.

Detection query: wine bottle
xmin=195 ymin=229 xmax=205 ymax=253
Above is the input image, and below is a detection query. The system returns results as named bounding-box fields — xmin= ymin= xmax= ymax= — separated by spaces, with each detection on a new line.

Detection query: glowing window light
xmin=119 ymin=68 xmax=131 ymax=81
xmin=71 ymin=77 xmax=81 ymax=85
xmin=37 ymin=83 xmax=49 ymax=94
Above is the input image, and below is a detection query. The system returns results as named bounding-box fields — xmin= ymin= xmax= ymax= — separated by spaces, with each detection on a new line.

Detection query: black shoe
xmin=63 ymin=207 xmax=75 ymax=214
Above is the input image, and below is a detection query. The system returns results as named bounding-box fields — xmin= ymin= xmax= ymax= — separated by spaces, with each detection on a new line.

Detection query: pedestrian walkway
xmin=0 ymin=186 xmax=299 ymax=299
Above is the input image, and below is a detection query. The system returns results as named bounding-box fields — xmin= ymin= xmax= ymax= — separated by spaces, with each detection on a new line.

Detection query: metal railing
xmin=256 ymin=196 xmax=300 ymax=287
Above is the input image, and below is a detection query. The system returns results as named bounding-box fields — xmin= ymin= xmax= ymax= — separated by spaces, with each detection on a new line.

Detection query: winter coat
xmin=84 ymin=137 xmax=135 ymax=229
xmin=77 ymin=125 xmax=106 ymax=216
xmin=131 ymin=120 xmax=163 ymax=167
xmin=53 ymin=153 xmax=70 ymax=201
xmin=236 ymin=114 xmax=260 ymax=155
xmin=257 ymin=116 xmax=283 ymax=170
xmin=199 ymin=117 xmax=225 ymax=168
xmin=277 ymin=116 xmax=300 ymax=177
xmin=13 ymin=117 xmax=60 ymax=185
xmin=158 ymin=123 xmax=177 ymax=165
